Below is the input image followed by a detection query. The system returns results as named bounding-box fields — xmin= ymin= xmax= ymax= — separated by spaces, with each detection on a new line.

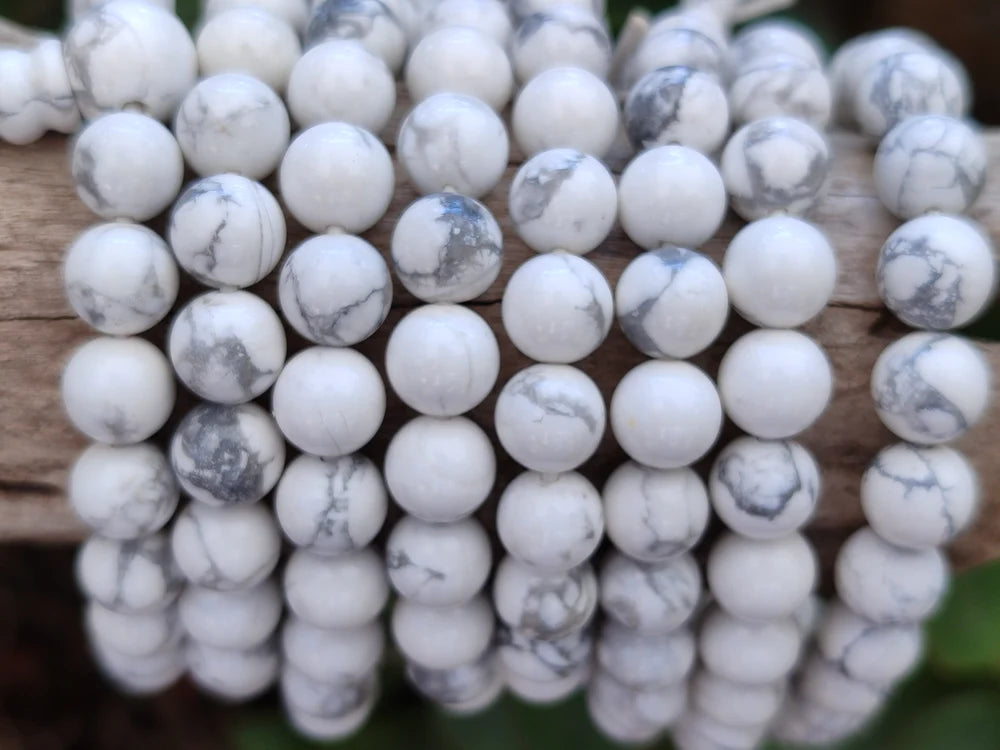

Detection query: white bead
xmin=771 ymin=694 xmax=870 ymax=747
xmin=619 ymin=145 xmax=726 ymax=248
xmin=673 ymin=711 xmax=769 ymax=750
xmin=512 ymin=5 xmax=612 ymax=82
xmin=718 ymin=329 xmax=833 ymax=439
xmin=385 ymin=304 xmax=499 ymax=416
xmin=879 ymin=216 xmax=996 ymax=331
xmin=280 ymin=123 xmax=394 ymax=234
xmin=597 ymin=621 xmax=696 ymax=687
xmin=723 ymin=216 xmax=837 ymax=328
xmin=586 ymin=679 xmax=665 ymax=744
xmin=391 ymin=595 xmax=495 ymax=670
xmin=171 ymin=501 xmax=281 ymax=590
xmin=623 ymin=66 xmax=730 ymax=155
xmin=168 ymin=174 xmax=285 ymax=290
xmin=397 ymin=92 xmax=509 ymax=198
xmin=71 ymin=112 xmax=183 ymax=222
xmin=707 ymin=532 xmax=817 ymax=621
xmin=279 ymin=234 xmax=391 ymax=346
xmin=384 ymin=416 xmax=496 ymax=522
xmin=90 ymin=637 xmax=185 ymax=695
xmin=610 ymin=360 xmax=722 ymax=470
xmin=69 ymin=443 xmax=178 ymax=539
xmin=408 ymin=652 xmax=502 ymax=710
xmin=510 ymin=0 xmax=604 ymax=22
xmin=589 ymin=668 xmax=687 ymax=731
xmin=506 ymin=662 xmax=589 ymax=704
xmin=179 ymin=580 xmax=283 ymax=649
xmin=187 ymin=639 xmax=279 ymax=701
xmin=644 ymin=7 xmax=727 ymax=48
xmin=391 ymin=194 xmax=503 ymax=303
xmin=285 ymin=697 xmax=376 ymax=742
xmin=0 ymin=40 xmax=81 ymax=145
xmin=287 ymin=40 xmax=395 ymax=132
xmin=307 ymin=0 xmax=407 ymax=73
xmin=282 ymin=666 xmax=378 ymax=720
xmin=853 ymin=51 xmax=967 ymax=139
xmin=616 ymin=247 xmax=728 ymax=358
xmin=494 ymin=557 xmax=598 ymax=637
xmin=602 ymin=462 xmax=709 ymax=562
xmin=862 ymin=443 xmax=978 ymax=550
xmin=512 ymin=67 xmax=619 ymax=157
xmin=871 ymin=332 xmax=990 ymax=444
xmin=691 ymin=671 xmax=785 ymax=728
xmin=599 ymin=551 xmax=701 ymax=634
xmin=168 ymin=291 xmax=286 ymax=404
xmin=729 ymin=54 xmax=832 ymax=129
xmin=709 ymin=437 xmax=820 ymax=539
xmin=387 ymin=516 xmax=492 ymax=606
xmin=721 ymin=116 xmax=831 ymax=221
xmin=196 ymin=8 xmax=301 ymax=94
xmin=503 ymin=253 xmax=613 ymax=363
xmin=70 ymin=1 xmax=175 ymax=21
xmin=424 ymin=0 xmax=513 ymax=45
xmin=497 ymin=471 xmax=603 ymax=572
xmin=498 ymin=624 xmax=592 ymax=682
xmin=275 ymin=453 xmax=388 ymax=554
xmin=63 ymin=0 xmax=196 ymax=120
xmin=204 ymin=0 xmax=309 ymax=33
xmin=698 ymin=606 xmax=803 ymax=683
xmin=405 ymin=26 xmax=514 ymax=111
xmin=85 ymin=601 xmax=181 ymax=657
xmin=272 ymin=347 xmax=386 ymax=457
xmin=76 ymin=533 xmax=181 ymax=614
xmin=509 ymin=149 xmax=617 ymax=256
xmin=282 ymin=616 xmax=385 ymax=682
xmin=494 ymin=364 xmax=606 ymax=474
xmin=835 ymin=526 xmax=948 ymax=624
xmin=62 ymin=337 xmax=175 ymax=445
xmin=728 ymin=19 xmax=824 ymax=69
xmin=169 ymin=403 xmax=285 ymax=507
xmin=817 ymin=599 xmax=924 ymax=686
xmin=622 ymin=27 xmax=727 ymax=93
xmin=798 ymin=653 xmax=886 ymax=716
xmin=284 ymin=548 xmax=389 ymax=628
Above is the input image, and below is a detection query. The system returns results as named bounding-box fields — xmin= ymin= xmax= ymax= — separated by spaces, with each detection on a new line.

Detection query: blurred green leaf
xmin=927 ymin=560 xmax=1000 ymax=675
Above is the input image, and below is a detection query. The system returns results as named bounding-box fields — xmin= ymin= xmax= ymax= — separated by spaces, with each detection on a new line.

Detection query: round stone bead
xmin=283 ymin=667 xmax=378 ymax=721
xmin=505 ymin=662 xmax=589 ymax=705
xmin=63 ymin=0 xmax=197 ymax=120
xmin=280 ymin=122 xmax=394 ymax=234
xmin=397 ymin=92 xmax=509 ymax=198
xmin=708 ymin=532 xmax=817 ymax=621
xmin=494 ymin=557 xmax=598 ymax=638
xmin=586 ymin=682 xmax=664 ymax=745
xmin=699 ymin=606 xmax=803 ymax=683
xmin=862 ymin=443 xmax=978 ymax=550
xmin=724 ymin=215 xmax=837 ymax=327
xmin=171 ymin=501 xmax=281 ymax=590
xmin=62 ymin=337 xmax=175 ymax=445
xmin=287 ymin=39 xmax=395 ymax=132
xmin=275 ymin=453 xmax=388 ymax=554
xmin=71 ymin=112 xmax=183 ymax=222
xmin=509 ymin=0 xmax=605 ymax=21
xmin=384 ymin=416 xmax=496 ymax=522
xmin=610 ymin=360 xmax=722 ymax=469
xmin=644 ymin=6 xmax=727 ymax=48
xmin=498 ymin=624 xmax=592 ymax=682
xmin=284 ymin=548 xmax=389 ymax=628
xmin=709 ymin=437 xmax=821 ymax=540
xmin=168 ymin=174 xmax=285 ymax=290
xmin=622 ymin=27 xmax=726 ymax=93
xmin=673 ymin=711 xmax=770 ymax=750
xmin=285 ymin=698 xmax=377 ymax=743
xmin=408 ymin=654 xmax=503 ymax=713
xmin=512 ymin=4 xmax=612 ymax=82
xmin=494 ymin=364 xmax=606 ymax=474
xmin=69 ymin=443 xmax=179 ymax=539
xmin=509 ymin=149 xmax=617 ymax=255
xmin=853 ymin=51 xmax=967 ymax=139
xmin=279 ymin=235 xmax=391 ymax=346
xmin=623 ymin=66 xmax=730 ymax=155
xmin=497 ymin=471 xmax=603 ymax=572
xmin=391 ymin=194 xmax=503 ymax=303
xmin=835 ymin=527 xmax=949 ymax=624
xmin=406 ymin=26 xmax=514 ymax=111
xmin=771 ymin=695 xmax=871 ymax=747
xmin=423 ymin=0 xmax=512 ymax=45
xmin=307 ymin=0 xmax=407 ymax=73
xmin=168 ymin=291 xmax=286 ymax=405
xmin=387 ymin=516 xmax=492 ymax=606
xmin=618 ymin=145 xmax=726 ymax=248
xmin=187 ymin=639 xmax=279 ymax=702
xmin=196 ymin=8 xmax=301 ymax=94
xmin=169 ymin=402 xmax=285 ymax=507
xmin=282 ymin=616 xmax=385 ymax=682
xmin=174 ymin=73 xmax=290 ymax=180
xmin=502 ymin=252 xmax=613 ymax=363
xmin=272 ymin=347 xmax=386 ymax=457
xmin=85 ymin=600 xmax=181 ymax=658
xmin=64 ymin=223 xmax=178 ymax=335
xmin=878 ymin=215 xmax=996 ymax=330
xmin=718 ymin=329 xmax=833 ymax=439
xmin=798 ymin=653 xmax=887 ymax=716
xmin=90 ymin=637 xmax=185 ymax=695
xmin=729 ymin=19 xmax=824 ymax=69
xmin=179 ymin=580 xmax=283 ymax=650
xmin=76 ymin=533 xmax=182 ymax=614
xmin=597 ymin=621 xmax=696 ymax=688
xmin=599 ymin=551 xmax=701 ymax=634
xmin=385 ymin=304 xmax=499 ymax=416
xmin=729 ymin=54 xmax=832 ymax=129
xmin=590 ymin=669 xmax=687 ymax=732
xmin=602 ymin=462 xmax=709 ymax=562
xmin=721 ymin=116 xmax=831 ymax=221
xmin=391 ymin=595 xmax=495 ymax=670
xmin=0 ymin=39 xmax=81 ymax=145
xmin=204 ymin=0 xmax=309 ymax=32
xmin=512 ymin=67 xmax=619 ymax=157
xmin=871 ymin=332 xmax=990 ymax=444
xmin=616 ymin=246 xmax=728 ymax=358
xmin=691 ymin=671 xmax=785 ymax=728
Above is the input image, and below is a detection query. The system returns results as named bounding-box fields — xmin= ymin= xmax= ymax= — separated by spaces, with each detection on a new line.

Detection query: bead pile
xmin=0 ymin=0 xmax=995 ymax=746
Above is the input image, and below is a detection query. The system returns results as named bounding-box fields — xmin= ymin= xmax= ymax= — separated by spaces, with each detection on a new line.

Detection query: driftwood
xmin=1 ymin=125 xmax=998 ymax=574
